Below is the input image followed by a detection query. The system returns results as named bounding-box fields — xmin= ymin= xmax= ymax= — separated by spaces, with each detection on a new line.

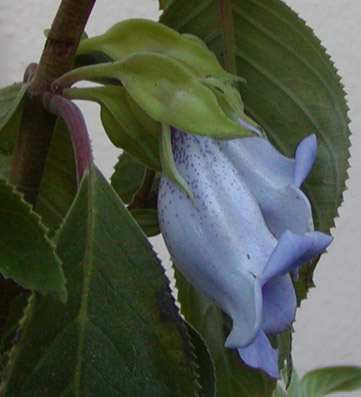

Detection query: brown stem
xmin=10 ymin=0 xmax=96 ymax=206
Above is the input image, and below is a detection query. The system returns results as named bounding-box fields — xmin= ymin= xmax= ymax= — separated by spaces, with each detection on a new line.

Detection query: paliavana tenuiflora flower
xmin=158 ymin=129 xmax=333 ymax=378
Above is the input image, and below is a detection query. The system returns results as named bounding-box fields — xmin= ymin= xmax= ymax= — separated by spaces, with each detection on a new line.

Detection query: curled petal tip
xmin=304 ymin=231 xmax=333 ymax=258
xmin=293 ymin=133 xmax=317 ymax=187
xmin=260 ymin=231 xmax=314 ymax=285
xmin=238 ymin=331 xmax=280 ymax=378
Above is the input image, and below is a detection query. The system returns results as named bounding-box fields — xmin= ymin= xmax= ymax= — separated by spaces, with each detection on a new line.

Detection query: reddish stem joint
xmin=42 ymin=93 xmax=93 ymax=184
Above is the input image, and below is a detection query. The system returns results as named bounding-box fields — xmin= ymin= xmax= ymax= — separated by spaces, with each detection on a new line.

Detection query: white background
xmin=0 ymin=0 xmax=360 ymax=395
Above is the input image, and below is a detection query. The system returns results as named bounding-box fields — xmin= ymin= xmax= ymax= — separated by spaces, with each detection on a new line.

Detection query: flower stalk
xmin=42 ymin=93 xmax=93 ymax=184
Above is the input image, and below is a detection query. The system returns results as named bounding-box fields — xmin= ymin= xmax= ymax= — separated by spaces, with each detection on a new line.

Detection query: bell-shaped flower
xmin=158 ymin=129 xmax=333 ymax=378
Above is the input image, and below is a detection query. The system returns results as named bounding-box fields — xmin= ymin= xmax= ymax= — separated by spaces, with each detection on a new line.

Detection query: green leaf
xmin=175 ymin=268 xmax=277 ymax=397
xmin=159 ymin=0 xmax=173 ymax=10
xmin=0 ymin=180 xmax=66 ymax=302
xmin=0 ymin=291 xmax=29 ymax=368
xmin=111 ymin=153 xmax=160 ymax=236
xmin=63 ymin=53 xmax=254 ymax=139
xmin=129 ymin=208 xmax=159 ymax=237
xmin=273 ymin=327 xmax=293 ymax=385
xmin=286 ymin=370 xmax=300 ymax=397
xmin=111 ymin=153 xmax=159 ymax=210
xmin=77 ymin=19 xmax=240 ymax=82
xmin=186 ymin=323 xmax=216 ymax=397
xmin=297 ymin=366 xmax=361 ymax=397
xmin=110 ymin=152 xmax=146 ymax=204
xmin=0 ymin=154 xmax=12 ymax=180
xmin=35 ymin=118 xmax=77 ymax=233
xmin=160 ymin=123 xmax=195 ymax=203
xmin=125 ymin=91 xmax=162 ymax=138
xmin=272 ymin=386 xmax=286 ymax=397
xmin=1 ymin=166 xmax=199 ymax=396
xmin=0 ymin=83 xmax=27 ymax=155
xmin=65 ymin=85 xmax=161 ymax=171
xmin=161 ymin=0 xmax=350 ymax=297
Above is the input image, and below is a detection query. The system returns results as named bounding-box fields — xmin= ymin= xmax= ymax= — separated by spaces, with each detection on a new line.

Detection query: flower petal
xmin=293 ymin=134 xmax=317 ymax=188
xmin=219 ymin=136 xmax=294 ymax=186
xmin=238 ymin=330 xmax=279 ymax=378
xmin=158 ymin=130 xmax=274 ymax=346
xmin=260 ymin=231 xmax=313 ymax=284
xmin=261 ymin=274 xmax=297 ymax=334
xmin=218 ymin=137 xmax=315 ymax=236
xmin=260 ymin=230 xmax=332 ymax=284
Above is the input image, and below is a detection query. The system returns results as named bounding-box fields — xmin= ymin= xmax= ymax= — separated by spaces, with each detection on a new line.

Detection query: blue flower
xmin=158 ymin=129 xmax=333 ymax=378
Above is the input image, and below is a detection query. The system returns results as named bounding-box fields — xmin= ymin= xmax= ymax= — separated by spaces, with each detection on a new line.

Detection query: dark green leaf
xmin=159 ymin=0 xmax=174 ymax=10
xmin=186 ymin=323 xmax=216 ymax=397
xmin=0 ymin=154 xmax=12 ymax=180
xmin=35 ymin=118 xmax=77 ymax=233
xmin=297 ymin=366 xmax=361 ymax=397
xmin=0 ymin=180 xmax=66 ymax=302
xmin=1 ymin=166 xmax=199 ymax=396
xmin=111 ymin=153 xmax=160 ymax=236
xmin=0 ymin=292 xmax=29 ymax=369
xmin=110 ymin=152 xmax=146 ymax=204
xmin=175 ymin=268 xmax=277 ymax=397
xmin=161 ymin=0 xmax=350 ymax=297
xmin=273 ymin=327 xmax=293 ymax=385
xmin=111 ymin=152 xmax=160 ymax=211
xmin=0 ymin=83 xmax=27 ymax=155
xmin=129 ymin=208 xmax=159 ymax=237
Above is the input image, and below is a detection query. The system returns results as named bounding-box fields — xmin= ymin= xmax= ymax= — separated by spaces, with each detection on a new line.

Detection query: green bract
xmin=62 ymin=53 xmax=255 ymax=139
xmin=77 ymin=18 xmax=243 ymax=82
xmin=65 ymin=86 xmax=161 ymax=171
xmin=57 ymin=19 xmax=260 ymax=192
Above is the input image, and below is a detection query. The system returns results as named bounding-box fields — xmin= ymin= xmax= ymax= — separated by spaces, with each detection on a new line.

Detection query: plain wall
xmin=1 ymin=1 xmax=360 ymax=395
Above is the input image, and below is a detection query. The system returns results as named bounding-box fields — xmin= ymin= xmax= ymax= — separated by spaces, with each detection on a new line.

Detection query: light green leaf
xmin=160 ymin=123 xmax=195 ymax=203
xmin=1 ymin=166 xmax=199 ymax=396
xmin=0 ymin=180 xmax=66 ymax=302
xmin=272 ymin=386 xmax=286 ymax=397
xmin=62 ymin=53 xmax=254 ymax=139
xmin=175 ymin=268 xmax=277 ymax=397
xmin=284 ymin=370 xmax=300 ymax=397
xmin=35 ymin=118 xmax=77 ymax=233
xmin=297 ymin=366 xmax=361 ymax=397
xmin=77 ymin=19 xmax=240 ymax=82
xmin=125 ymin=91 xmax=162 ymax=138
xmin=0 ymin=83 xmax=27 ymax=155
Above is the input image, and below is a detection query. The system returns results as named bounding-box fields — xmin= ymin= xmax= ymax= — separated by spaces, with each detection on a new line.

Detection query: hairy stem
xmin=42 ymin=93 xmax=93 ymax=184
xmin=10 ymin=0 xmax=96 ymax=206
